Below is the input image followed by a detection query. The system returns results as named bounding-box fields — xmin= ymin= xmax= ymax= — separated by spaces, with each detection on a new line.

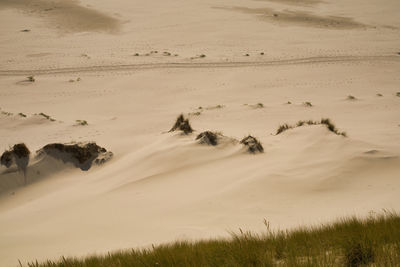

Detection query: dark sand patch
xmin=0 ymin=0 xmax=121 ymax=33
xmin=216 ymin=6 xmax=367 ymax=29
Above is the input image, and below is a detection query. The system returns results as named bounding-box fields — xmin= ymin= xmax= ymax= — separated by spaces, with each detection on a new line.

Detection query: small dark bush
xmin=196 ymin=131 xmax=219 ymax=146
xmin=240 ymin=136 xmax=264 ymax=153
xmin=1 ymin=150 xmax=13 ymax=168
xmin=347 ymin=95 xmax=357 ymax=100
xmin=12 ymin=143 xmax=30 ymax=159
xmin=303 ymin=101 xmax=313 ymax=107
xmin=40 ymin=143 xmax=111 ymax=171
xmin=13 ymin=143 xmax=30 ymax=177
xmin=169 ymin=114 xmax=193 ymax=134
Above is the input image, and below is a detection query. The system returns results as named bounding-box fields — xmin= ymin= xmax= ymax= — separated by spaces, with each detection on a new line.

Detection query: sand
xmin=0 ymin=0 xmax=400 ymax=266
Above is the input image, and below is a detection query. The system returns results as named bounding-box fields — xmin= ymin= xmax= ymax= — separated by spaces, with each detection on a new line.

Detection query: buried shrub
xmin=1 ymin=143 xmax=31 ymax=183
xmin=39 ymin=142 xmax=112 ymax=171
xmin=240 ymin=136 xmax=264 ymax=153
xmin=169 ymin=114 xmax=193 ymax=134
xmin=12 ymin=143 xmax=30 ymax=175
xmin=0 ymin=150 xmax=13 ymax=168
xmin=196 ymin=131 xmax=219 ymax=146
xmin=276 ymin=118 xmax=347 ymax=137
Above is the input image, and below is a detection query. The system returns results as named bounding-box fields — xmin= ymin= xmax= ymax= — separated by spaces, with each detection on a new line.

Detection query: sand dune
xmin=0 ymin=0 xmax=399 ymax=266
xmin=216 ymin=6 xmax=368 ymax=29
xmin=0 ymin=0 xmax=121 ymax=33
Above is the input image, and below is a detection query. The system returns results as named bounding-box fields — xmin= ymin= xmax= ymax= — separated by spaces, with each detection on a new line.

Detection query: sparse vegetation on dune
xmin=37 ymin=112 xmax=56 ymax=121
xmin=38 ymin=142 xmax=112 ymax=171
xmin=1 ymin=143 xmax=30 ymax=182
xmin=276 ymin=118 xmax=347 ymax=137
xmin=240 ymin=135 xmax=264 ymax=153
xmin=196 ymin=131 xmax=219 ymax=146
xmin=75 ymin=120 xmax=88 ymax=126
xmin=303 ymin=101 xmax=313 ymax=107
xmin=169 ymin=114 xmax=193 ymax=134
xmin=347 ymin=95 xmax=357 ymax=100
xmin=31 ymin=212 xmax=400 ymax=267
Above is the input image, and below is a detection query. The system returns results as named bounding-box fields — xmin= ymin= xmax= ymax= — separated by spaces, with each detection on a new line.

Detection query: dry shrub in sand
xmin=1 ymin=143 xmax=31 ymax=183
xmin=196 ymin=131 xmax=219 ymax=146
xmin=12 ymin=143 xmax=30 ymax=175
xmin=0 ymin=150 xmax=14 ymax=168
xmin=169 ymin=114 xmax=193 ymax=134
xmin=39 ymin=142 xmax=113 ymax=171
xmin=276 ymin=118 xmax=347 ymax=137
xmin=240 ymin=136 xmax=264 ymax=153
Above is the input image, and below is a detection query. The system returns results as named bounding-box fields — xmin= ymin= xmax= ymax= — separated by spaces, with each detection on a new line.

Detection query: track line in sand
xmin=0 ymin=55 xmax=398 ymax=76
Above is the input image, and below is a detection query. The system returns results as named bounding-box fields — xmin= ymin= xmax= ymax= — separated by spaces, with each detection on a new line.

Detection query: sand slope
xmin=0 ymin=0 xmax=400 ymax=266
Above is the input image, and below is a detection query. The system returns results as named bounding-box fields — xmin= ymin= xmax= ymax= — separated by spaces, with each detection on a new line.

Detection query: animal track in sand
xmin=0 ymin=55 xmax=397 ymax=76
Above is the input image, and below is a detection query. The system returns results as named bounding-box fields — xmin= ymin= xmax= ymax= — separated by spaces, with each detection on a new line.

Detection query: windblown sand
xmin=0 ymin=0 xmax=400 ymax=266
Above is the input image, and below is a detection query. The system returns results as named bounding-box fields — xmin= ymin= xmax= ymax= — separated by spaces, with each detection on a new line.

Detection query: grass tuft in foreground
xmin=30 ymin=212 xmax=400 ymax=267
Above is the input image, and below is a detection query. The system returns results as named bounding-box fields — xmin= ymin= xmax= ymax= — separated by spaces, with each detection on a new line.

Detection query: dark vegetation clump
xmin=0 ymin=150 xmax=13 ymax=168
xmin=396 ymin=92 xmax=400 ymax=97
xmin=169 ymin=114 xmax=193 ymax=134
xmin=38 ymin=112 xmax=56 ymax=121
xmin=240 ymin=136 xmax=264 ymax=153
xmin=1 ymin=143 xmax=31 ymax=182
xmin=40 ymin=142 xmax=112 ymax=171
xmin=320 ymin=118 xmax=347 ymax=136
xmin=13 ymin=143 xmax=30 ymax=177
xmin=196 ymin=131 xmax=219 ymax=146
xmin=347 ymin=95 xmax=357 ymax=100
xmin=276 ymin=118 xmax=346 ymax=136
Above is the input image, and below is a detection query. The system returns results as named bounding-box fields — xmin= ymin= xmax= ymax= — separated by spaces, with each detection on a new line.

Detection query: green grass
xmin=29 ymin=212 xmax=400 ymax=267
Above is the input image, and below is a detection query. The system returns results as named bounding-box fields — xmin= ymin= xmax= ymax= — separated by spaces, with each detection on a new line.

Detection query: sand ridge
xmin=215 ymin=6 xmax=368 ymax=29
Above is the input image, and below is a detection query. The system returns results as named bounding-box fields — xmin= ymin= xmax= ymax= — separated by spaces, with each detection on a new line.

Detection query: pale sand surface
xmin=0 ymin=0 xmax=400 ymax=266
